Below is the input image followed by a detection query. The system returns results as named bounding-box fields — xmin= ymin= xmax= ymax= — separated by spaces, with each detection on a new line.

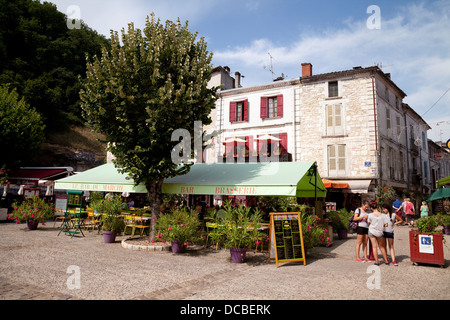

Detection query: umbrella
xmin=255 ymin=134 xmax=281 ymax=141
xmin=427 ymin=188 xmax=450 ymax=201
xmin=222 ymin=137 xmax=246 ymax=144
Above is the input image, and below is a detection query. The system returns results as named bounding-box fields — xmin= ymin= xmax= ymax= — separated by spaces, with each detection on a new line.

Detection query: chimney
xmin=235 ymin=71 xmax=241 ymax=88
xmin=301 ymin=63 xmax=312 ymax=77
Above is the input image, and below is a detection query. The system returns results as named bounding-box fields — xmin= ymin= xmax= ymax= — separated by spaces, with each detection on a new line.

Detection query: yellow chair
xmin=85 ymin=211 xmax=102 ymax=233
xmin=132 ymin=216 xmax=150 ymax=237
xmin=53 ymin=208 xmax=65 ymax=228
xmin=123 ymin=215 xmax=135 ymax=236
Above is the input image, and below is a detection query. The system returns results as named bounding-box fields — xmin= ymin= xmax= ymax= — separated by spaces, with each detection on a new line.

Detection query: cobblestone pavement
xmin=0 ymin=221 xmax=449 ymax=301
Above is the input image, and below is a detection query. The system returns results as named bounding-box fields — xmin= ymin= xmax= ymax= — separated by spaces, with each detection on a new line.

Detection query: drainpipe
xmin=403 ymin=111 xmax=411 ymax=190
xmin=292 ymin=86 xmax=297 ymax=162
xmin=371 ymin=74 xmax=381 ymax=192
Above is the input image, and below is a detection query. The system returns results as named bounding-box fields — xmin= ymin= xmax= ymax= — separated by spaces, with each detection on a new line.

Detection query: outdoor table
xmin=57 ymin=210 xmax=86 ymax=237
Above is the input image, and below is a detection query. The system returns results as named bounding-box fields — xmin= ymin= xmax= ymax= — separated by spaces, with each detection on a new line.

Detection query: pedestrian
xmin=367 ymin=202 xmax=390 ymax=265
xmin=392 ymin=197 xmax=402 ymax=220
xmin=354 ymin=200 xmax=371 ymax=262
xmin=420 ymin=201 xmax=429 ymax=218
xmin=402 ymin=198 xmax=415 ymax=226
xmin=382 ymin=203 xmax=402 ymax=266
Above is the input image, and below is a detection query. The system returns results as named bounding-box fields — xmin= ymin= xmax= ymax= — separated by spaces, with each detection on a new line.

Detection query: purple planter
xmin=230 ymin=247 xmax=247 ymax=263
xmin=26 ymin=220 xmax=39 ymax=231
xmin=171 ymin=240 xmax=186 ymax=254
xmin=103 ymin=231 xmax=117 ymax=243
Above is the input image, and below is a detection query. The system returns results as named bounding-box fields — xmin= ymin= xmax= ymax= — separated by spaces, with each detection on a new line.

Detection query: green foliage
xmin=0 ymin=85 xmax=45 ymax=168
xmin=209 ymin=201 xmax=265 ymax=250
xmin=326 ymin=209 xmax=352 ymax=231
xmin=155 ymin=208 xmax=204 ymax=245
xmin=0 ymin=0 xmax=110 ymax=131
xmin=436 ymin=213 xmax=450 ymax=227
xmin=9 ymin=196 xmax=54 ymax=223
xmin=80 ymin=13 xmax=219 ymax=240
xmin=415 ymin=216 xmax=440 ymax=233
xmin=377 ymin=185 xmax=397 ymax=205
xmin=301 ymin=213 xmax=331 ymax=249
xmin=100 ymin=195 xmax=127 ymax=232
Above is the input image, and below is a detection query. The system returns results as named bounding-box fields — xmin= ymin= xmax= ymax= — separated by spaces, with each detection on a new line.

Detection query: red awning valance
xmin=322 ymin=179 xmax=349 ymax=189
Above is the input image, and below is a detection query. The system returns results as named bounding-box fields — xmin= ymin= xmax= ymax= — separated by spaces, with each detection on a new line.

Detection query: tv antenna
xmin=375 ymin=62 xmax=393 ymax=70
xmin=264 ymin=52 xmax=286 ymax=81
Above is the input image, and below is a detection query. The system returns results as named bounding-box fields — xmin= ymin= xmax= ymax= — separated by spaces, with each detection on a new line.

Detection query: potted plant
xmin=156 ymin=208 xmax=204 ymax=253
xmin=436 ymin=213 xmax=450 ymax=235
xmin=100 ymin=195 xmax=126 ymax=243
xmin=300 ymin=213 xmax=331 ymax=254
xmin=209 ymin=201 xmax=264 ymax=263
xmin=409 ymin=216 xmax=445 ymax=267
xmin=326 ymin=209 xmax=351 ymax=240
xmin=9 ymin=196 xmax=54 ymax=230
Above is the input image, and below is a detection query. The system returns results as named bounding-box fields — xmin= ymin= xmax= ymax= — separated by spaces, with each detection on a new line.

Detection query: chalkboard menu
xmin=268 ymin=212 xmax=306 ymax=267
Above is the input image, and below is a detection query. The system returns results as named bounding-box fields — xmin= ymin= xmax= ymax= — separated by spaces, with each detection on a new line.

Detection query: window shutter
xmin=230 ymin=102 xmax=236 ymax=123
xmin=260 ymin=97 xmax=268 ymax=119
xmin=277 ymin=95 xmax=283 ymax=118
xmin=246 ymin=135 xmax=253 ymax=157
xmin=243 ymin=99 xmax=249 ymax=121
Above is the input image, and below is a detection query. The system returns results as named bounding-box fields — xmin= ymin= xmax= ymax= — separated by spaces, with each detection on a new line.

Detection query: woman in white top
xmin=382 ymin=203 xmax=403 ymax=266
xmin=354 ymin=201 xmax=371 ymax=262
xmin=367 ymin=202 xmax=390 ymax=265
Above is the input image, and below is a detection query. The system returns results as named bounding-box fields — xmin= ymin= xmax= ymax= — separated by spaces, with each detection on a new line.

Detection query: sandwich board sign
xmin=268 ymin=212 xmax=306 ymax=267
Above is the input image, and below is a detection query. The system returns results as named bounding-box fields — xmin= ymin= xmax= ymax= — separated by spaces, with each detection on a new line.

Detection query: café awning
xmin=162 ymin=162 xmax=326 ymax=198
xmin=55 ymin=162 xmax=326 ymax=198
xmin=322 ymin=179 xmax=349 ymax=189
xmin=54 ymin=163 xmax=147 ymax=193
xmin=437 ymin=176 xmax=450 ymax=189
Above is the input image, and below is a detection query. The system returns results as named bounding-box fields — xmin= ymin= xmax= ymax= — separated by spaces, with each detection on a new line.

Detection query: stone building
xmin=204 ymin=63 xmax=432 ymax=208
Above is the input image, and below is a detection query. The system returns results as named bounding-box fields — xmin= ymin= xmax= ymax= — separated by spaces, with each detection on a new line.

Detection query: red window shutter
xmin=230 ymin=102 xmax=236 ymax=123
xmin=243 ymin=99 xmax=249 ymax=121
xmin=277 ymin=94 xmax=283 ymax=117
xmin=260 ymin=97 xmax=268 ymax=119
xmin=279 ymin=132 xmax=288 ymax=154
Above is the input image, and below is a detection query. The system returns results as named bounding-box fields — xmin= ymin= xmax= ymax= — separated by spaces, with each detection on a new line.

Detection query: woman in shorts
xmin=367 ymin=202 xmax=390 ymax=265
xmin=354 ymin=201 xmax=370 ymax=262
xmin=382 ymin=204 xmax=402 ymax=266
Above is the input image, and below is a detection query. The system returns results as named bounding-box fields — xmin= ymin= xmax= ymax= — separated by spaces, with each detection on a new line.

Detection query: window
xmin=385 ymin=86 xmax=389 ymax=102
xmin=326 ymin=103 xmax=343 ymax=136
xmin=328 ymin=81 xmax=338 ymax=97
xmin=268 ymin=97 xmax=278 ymax=118
xmin=386 ymin=108 xmax=391 ymax=132
xmin=396 ymin=116 xmax=401 ymax=139
xmin=260 ymin=95 xmax=283 ymax=119
xmin=328 ymin=144 xmax=346 ymax=176
xmin=229 ymin=100 xmax=248 ymax=123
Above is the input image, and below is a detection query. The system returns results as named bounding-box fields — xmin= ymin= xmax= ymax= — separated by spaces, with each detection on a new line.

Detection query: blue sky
xmin=48 ymin=0 xmax=450 ymax=142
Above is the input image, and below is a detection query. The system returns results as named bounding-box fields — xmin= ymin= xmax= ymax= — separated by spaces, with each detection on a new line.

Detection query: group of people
xmin=353 ymin=201 xmax=403 ymax=266
xmin=353 ymin=197 xmax=431 ymax=266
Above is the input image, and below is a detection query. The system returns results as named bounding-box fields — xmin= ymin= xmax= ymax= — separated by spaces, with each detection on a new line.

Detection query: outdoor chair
xmin=85 ymin=211 xmax=102 ymax=233
xmin=123 ymin=215 xmax=149 ymax=237
xmin=53 ymin=208 xmax=65 ymax=228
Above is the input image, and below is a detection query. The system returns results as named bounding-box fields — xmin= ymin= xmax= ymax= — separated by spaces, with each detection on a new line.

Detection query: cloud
xmin=213 ymin=1 xmax=450 ymax=136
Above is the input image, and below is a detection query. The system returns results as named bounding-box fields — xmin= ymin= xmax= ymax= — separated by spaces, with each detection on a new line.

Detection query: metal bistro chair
xmin=123 ymin=214 xmax=135 ymax=236
xmin=53 ymin=208 xmax=65 ymax=228
xmin=132 ymin=216 xmax=150 ymax=237
xmin=85 ymin=210 xmax=102 ymax=233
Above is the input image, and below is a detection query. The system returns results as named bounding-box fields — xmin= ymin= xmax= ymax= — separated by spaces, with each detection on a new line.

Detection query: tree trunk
xmin=147 ymin=179 xmax=164 ymax=241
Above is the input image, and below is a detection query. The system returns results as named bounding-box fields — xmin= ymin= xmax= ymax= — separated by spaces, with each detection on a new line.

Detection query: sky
xmin=47 ymin=0 xmax=450 ymax=142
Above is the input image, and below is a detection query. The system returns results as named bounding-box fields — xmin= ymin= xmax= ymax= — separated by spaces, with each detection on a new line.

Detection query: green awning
xmin=437 ymin=176 xmax=450 ymax=189
xmin=55 ymin=162 xmax=326 ymax=198
xmin=162 ymin=162 xmax=326 ymax=198
xmin=427 ymin=187 xmax=450 ymax=201
xmin=54 ymin=163 xmax=147 ymax=194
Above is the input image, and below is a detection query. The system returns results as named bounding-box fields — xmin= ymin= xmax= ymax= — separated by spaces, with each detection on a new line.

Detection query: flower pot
xmin=171 ymin=240 xmax=186 ymax=254
xmin=337 ymin=229 xmax=348 ymax=240
xmin=103 ymin=231 xmax=117 ymax=243
xmin=230 ymin=247 xmax=247 ymax=263
xmin=444 ymin=225 xmax=450 ymax=235
xmin=26 ymin=220 xmax=39 ymax=230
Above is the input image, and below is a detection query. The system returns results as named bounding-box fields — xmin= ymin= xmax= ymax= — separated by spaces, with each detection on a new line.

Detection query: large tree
xmin=80 ymin=14 xmax=218 ymax=240
xmin=0 ymin=85 xmax=45 ymax=172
